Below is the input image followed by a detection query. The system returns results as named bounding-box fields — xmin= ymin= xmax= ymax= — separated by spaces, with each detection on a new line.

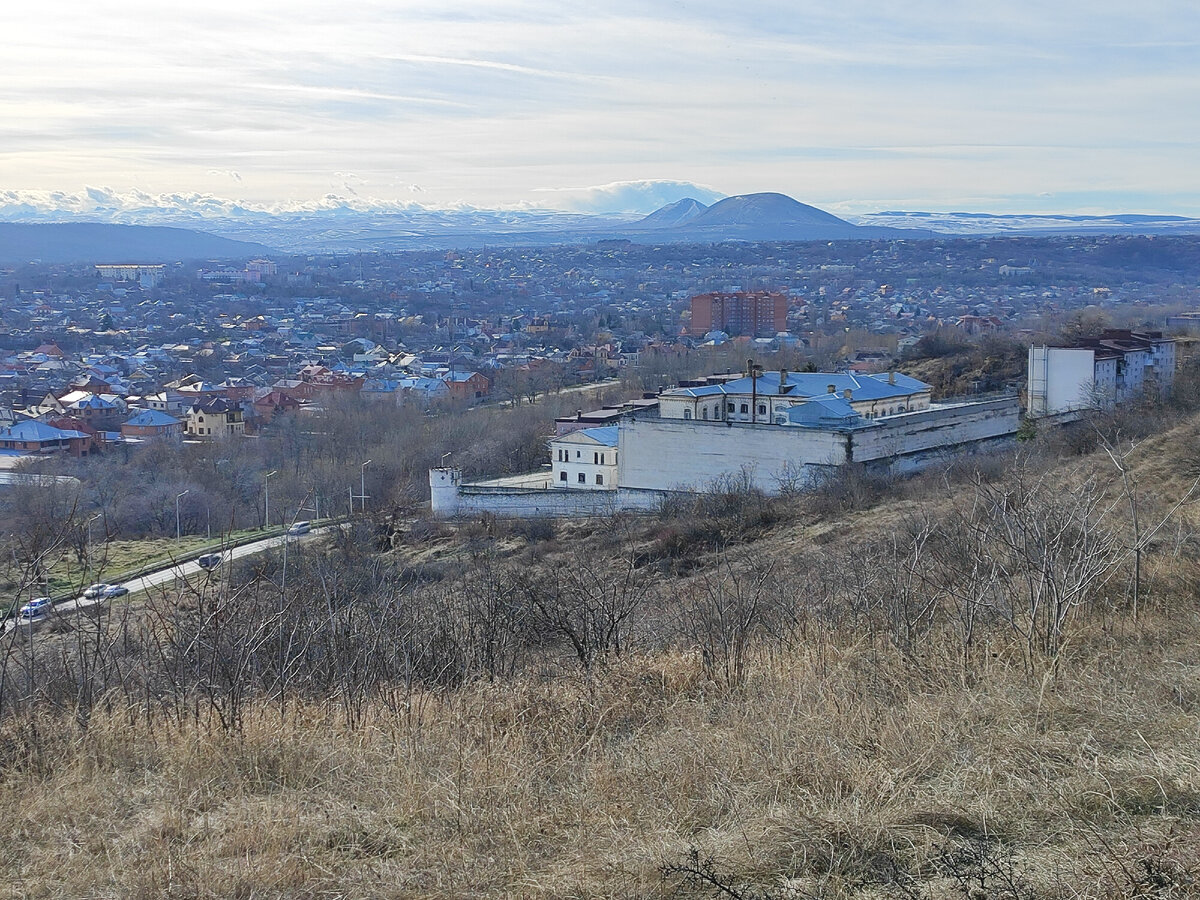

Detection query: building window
xmin=578 ymin=472 xmax=585 ymax=483
xmin=683 ymin=409 xmax=691 ymax=420
xmin=702 ymin=407 xmax=708 ymax=420
xmin=758 ymin=404 xmax=766 ymax=415
xmin=740 ymin=403 xmax=748 ymax=414
xmin=599 ymin=453 xmax=605 ymax=464
xmin=576 ymin=450 xmax=581 ymax=458
xmin=596 ymin=474 xmax=603 ymax=485
xmin=727 ymin=402 xmax=735 ymax=413
xmin=559 ymin=471 xmax=567 ymax=482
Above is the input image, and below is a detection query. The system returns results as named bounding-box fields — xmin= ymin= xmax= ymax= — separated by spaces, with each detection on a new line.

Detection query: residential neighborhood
xmin=0 ymin=234 xmax=1197 ymax=473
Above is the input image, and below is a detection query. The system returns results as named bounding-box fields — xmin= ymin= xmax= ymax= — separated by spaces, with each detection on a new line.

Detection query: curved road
xmin=3 ymin=527 xmax=329 ymax=636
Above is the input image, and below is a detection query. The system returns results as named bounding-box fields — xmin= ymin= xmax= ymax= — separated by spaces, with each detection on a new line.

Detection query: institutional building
xmin=689 ymin=291 xmax=788 ymax=337
xmin=431 ymin=369 xmax=1020 ymax=517
xmin=1027 ymin=330 xmax=1176 ymax=417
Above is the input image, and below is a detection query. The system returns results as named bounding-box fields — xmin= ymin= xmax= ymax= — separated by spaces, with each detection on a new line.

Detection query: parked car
xmin=197 ymin=554 xmax=223 ymax=571
xmin=84 ymin=583 xmax=111 ymax=599
xmin=18 ymin=597 xmax=53 ymax=622
xmin=286 ymin=520 xmax=312 ymax=536
xmin=102 ymin=584 xmax=129 ymax=598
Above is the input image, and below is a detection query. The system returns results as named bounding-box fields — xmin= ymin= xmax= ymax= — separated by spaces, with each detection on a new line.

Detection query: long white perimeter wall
xmin=618 ymin=397 xmax=1020 ymax=494
xmin=430 ymin=481 xmax=667 ymax=518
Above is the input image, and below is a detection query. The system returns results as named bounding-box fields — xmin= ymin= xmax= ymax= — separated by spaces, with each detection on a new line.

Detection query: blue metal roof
xmin=554 ymin=426 xmax=619 ymax=447
xmin=668 ymin=371 xmax=929 ymax=402
xmin=784 ymin=396 xmax=862 ymax=427
xmin=0 ymin=420 xmax=89 ymax=442
xmin=124 ymin=410 xmax=180 ymax=427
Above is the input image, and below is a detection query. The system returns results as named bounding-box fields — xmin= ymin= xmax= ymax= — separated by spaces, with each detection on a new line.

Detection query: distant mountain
xmin=635 ymin=198 xmax=709 ymax=229
xmin=852 ymin=210 xmax=1200 ymax=236
xmin=0 ymin=223 xmax=272 ymax=264
xmin=689 ymin=192 xmax=851 ymax=228
xmin=629 ymin=192 xmax=919 ymax=242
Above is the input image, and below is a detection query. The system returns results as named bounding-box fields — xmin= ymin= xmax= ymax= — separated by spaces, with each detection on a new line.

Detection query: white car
xmin=84 ymin=583 xmax=111 ymax=599
xmin=102 ymin=584 xmax=129 ymax=598
xmin=18 ymin=597 xmax=53 ymax=622
xmin=287 ymin=520 xmax=312 ymax=536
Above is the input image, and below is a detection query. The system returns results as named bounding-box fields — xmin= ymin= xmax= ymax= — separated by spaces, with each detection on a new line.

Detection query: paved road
xmin=3 ymin=527 xmax=328 ymax=636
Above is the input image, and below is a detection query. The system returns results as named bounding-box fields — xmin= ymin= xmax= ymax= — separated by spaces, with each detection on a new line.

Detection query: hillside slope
xmin=3 ymin=409 xmax=1200 ymax=897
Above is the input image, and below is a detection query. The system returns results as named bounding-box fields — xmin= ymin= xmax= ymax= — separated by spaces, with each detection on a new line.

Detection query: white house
xmin=549 ymin=426 xmax=619 ymax=489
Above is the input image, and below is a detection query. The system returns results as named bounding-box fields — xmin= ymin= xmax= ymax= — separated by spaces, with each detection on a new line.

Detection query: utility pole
xmin=86 ymin=513 xmax=102 ymax=570
xmin=360 ymin=460 xmax=372 ymax=513
xmin=264 ymin=470 xmax=277 ymax=529
xmin=175 ymin=490 xmax=189 ymax=541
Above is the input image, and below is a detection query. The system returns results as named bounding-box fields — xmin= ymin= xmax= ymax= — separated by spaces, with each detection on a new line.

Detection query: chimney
xmin=779 ymin=368 xmax=788 ymax=385
xmin=576 ymin=409 xmax=582 ymax=420
xmin=747 ymin=358 xmax=754 ymax=377
xmin=827 ymin=384 xmax=836 ymax=394
xmin=843 ymin=388 xmax=853 ymax=400
xmin=888 ymin=371 xmax=895 ymax=385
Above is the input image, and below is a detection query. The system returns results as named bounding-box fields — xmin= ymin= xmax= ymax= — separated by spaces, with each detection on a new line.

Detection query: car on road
xmin=197 ymin=553 xmax=223 ymax=571
xmin=18 ymin=597 xmax=53 ymax=623
xmin=83 ymin=583 xmax=112 ymax=599
xmin=101 ymin=584 xmax=129 ymax=598
xmin=286 ymin=520 xmax=311 ymax=536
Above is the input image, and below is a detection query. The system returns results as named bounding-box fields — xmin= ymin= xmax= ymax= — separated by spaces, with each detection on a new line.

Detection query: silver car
xmin=18 ymin=597 xmax=53 ymax=622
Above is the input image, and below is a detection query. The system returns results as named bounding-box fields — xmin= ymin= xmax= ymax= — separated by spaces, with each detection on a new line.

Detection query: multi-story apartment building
xmin=1027 ymin=329 xmax=1176 ymax=417
xmin=689 ymin=291 xmax=788 ymax=337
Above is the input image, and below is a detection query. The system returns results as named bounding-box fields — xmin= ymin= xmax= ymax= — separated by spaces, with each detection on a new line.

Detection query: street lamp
xmin=360 ymin=460 xmax=371 ymax=513
xmin=264 ymin=471 xmax=277 ymax=529
xmin=175 ymin=490 xmax=189 ymax=541
xmin=86 ymin=513 xmax=102 ymax=573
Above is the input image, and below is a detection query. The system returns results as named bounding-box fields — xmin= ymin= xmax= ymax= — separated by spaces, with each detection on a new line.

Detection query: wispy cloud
xmin=1 ymin=2 xmax=1197 ymax=214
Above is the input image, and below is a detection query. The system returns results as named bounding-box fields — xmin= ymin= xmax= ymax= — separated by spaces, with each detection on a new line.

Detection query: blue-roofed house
xmin=121 ymin=409 xmax=184 ymax=440
xmin=0 ymin=420 xmax=92 ymax=456
xmin=549 ymin=425 xmax=619 ymax=489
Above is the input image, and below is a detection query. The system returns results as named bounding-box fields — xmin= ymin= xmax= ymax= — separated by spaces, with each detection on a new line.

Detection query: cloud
xmin=533 ymin=180 xmax=727 ymax=215
xmin=2 ymin=3 xmax=1200 ymax=214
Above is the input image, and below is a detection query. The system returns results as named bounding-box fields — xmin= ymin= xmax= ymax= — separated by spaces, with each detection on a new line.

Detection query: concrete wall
xmin=430 ymin=467 xmax=665 ymax=518
xmin=431 ymin=397 xmax=1020 ymax=516
xmin=619 ymin=398 xmax=1019 ymax=494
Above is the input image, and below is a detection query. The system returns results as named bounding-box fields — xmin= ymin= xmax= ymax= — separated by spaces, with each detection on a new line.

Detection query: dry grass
xmin=6 ymin=417 xmax=1200 ymax=897
xmin=2 ymin=613 xmax=1199 ymax=898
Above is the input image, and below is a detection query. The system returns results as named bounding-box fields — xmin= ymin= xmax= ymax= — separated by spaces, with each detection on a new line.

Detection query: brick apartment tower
xmin=689 ymin=291 xmax=788 ymax=337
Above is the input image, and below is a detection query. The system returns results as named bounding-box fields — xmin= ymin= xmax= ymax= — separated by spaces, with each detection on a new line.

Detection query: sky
xmin=4 ymin=1 xmax=1199 ymax=216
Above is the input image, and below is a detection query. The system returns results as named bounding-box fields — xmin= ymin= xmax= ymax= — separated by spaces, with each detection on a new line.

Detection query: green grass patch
xmin=1 ymin=527 xmax=281 ymax=602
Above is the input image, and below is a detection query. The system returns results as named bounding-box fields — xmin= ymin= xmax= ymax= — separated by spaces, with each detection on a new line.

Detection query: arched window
xmin=757 ymin=404 xmax=766 ymax=415
xmin=683 ymin=409 xmax=692 ymax=420
xmin=702 ymin=407 xmax=708 ymax=420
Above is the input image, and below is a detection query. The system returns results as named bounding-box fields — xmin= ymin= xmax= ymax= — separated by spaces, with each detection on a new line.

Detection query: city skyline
xmin=5 ymin=1 xmax=1199 ymax=217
